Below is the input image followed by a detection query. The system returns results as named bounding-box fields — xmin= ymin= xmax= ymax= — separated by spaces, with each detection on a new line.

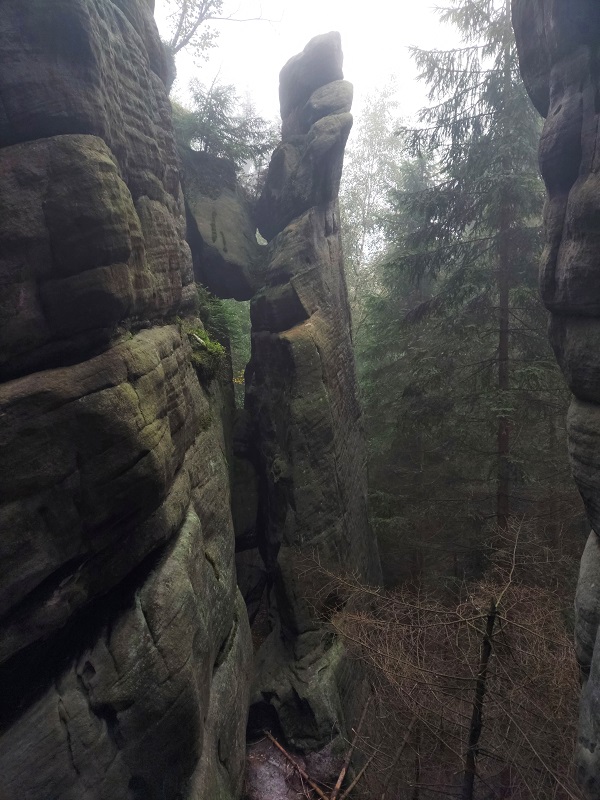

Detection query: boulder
xmin=181 ymin=147 xmax=265 ymax=301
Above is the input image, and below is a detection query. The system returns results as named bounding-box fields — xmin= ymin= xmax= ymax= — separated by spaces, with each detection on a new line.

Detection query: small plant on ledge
xmin=179 ymin=319 xmax=227 ymax=383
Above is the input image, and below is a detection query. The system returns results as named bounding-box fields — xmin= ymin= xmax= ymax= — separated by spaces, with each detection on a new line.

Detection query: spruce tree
xmin=353 ymin=0 xmax=578 ymax=583
xmin=408 ymin=0 xmax=544 ymax=530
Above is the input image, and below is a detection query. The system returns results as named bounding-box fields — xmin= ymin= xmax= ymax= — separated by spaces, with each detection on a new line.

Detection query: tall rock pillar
xmin=512 ymin=1 xmax=600 ymax=795
xmin=244 ymin=32 xmax=381 ymax=749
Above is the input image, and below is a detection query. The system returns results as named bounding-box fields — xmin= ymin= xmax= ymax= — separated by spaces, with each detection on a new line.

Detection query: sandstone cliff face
xmin=0 ymin=2 xmax=250 ymax=798
xmin=242 ymin=32 xmax=381 ymax=751
xmin=512 ymin=2 xmax=600 ymax=795
xmin=0 ymin=6 xmax=379 ymax=793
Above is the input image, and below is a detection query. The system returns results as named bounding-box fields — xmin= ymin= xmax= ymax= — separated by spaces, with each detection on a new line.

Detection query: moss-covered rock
xmin=0 ymin=2 xmax=251 ymax=798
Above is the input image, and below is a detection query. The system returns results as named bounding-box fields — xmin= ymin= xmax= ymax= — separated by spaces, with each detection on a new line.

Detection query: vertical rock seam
xmin=0 ymin=1 xmax=251 ymax=799
xmin=243 ymin=32 xmax=382 ymax=751
xmin=512 ymin=1 xmax=600 ymax=796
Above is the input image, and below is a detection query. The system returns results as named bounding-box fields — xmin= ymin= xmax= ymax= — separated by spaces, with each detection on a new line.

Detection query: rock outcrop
xmin=512 ymin=2 xmax=600 ymax=795
xmin=241 ymin=32 xmax=381 ymax=751
xmin=0 ymin=4 xmax=380 ymax=793
xmin=181 ymin=147 xmax=264 ymax=301
xmin=0 ymin=1 xmax=250 ymax=798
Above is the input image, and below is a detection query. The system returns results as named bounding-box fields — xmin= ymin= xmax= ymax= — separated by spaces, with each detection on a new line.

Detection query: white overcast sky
xmin=153 ymin=1 xmax=460 ymax=124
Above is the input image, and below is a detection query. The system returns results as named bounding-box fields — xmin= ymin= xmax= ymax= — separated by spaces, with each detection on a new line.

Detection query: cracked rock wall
xmin=242 ymin=32 xmax=381 ymax=751
xmin=0 ymin=1 xmax=250 ymax=798
xmin=512 ymin=1 xmax=600 ymax=796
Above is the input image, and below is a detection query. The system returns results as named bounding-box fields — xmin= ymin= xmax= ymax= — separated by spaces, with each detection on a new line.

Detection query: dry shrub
xmin=308 ymin=520 xmax=583 ymax=799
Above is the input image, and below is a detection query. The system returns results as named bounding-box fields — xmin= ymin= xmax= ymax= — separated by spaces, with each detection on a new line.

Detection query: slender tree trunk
xmin=496 ymin=214 xmax=510 ymax=529
xmin=411 ymin=721 xmax=421 ymax=800
xmin=496 ymin=0 xmax=513 ymax=530
xmin=547 ymin=414 xmax=560 ymax=546
xmin=461 ymin=600 xmax=497 ymax=800
xmin=380 ymin=717 xmax=417 ymax=800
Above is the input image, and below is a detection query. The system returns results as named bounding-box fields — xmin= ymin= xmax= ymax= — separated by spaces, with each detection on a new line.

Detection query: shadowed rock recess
xmin=0 ymin=7 xmax=380 ymax=799
xmin=512 ymin=1 xmax=600 ymax=796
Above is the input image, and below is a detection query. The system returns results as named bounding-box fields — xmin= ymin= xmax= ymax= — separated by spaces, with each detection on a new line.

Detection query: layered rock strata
xmin=243 ymin=32 xmax=381 ymax=750
xmin=0 ymin=1 xmax=250 ymax=798
xmin=512 ymin=1 xmax=600 ymax=795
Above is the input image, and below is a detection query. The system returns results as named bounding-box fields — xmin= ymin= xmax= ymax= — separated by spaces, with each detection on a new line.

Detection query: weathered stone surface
xmin=0 ymin=135 xmax=190 ymax=380
xmin=0 ymin=514 xmax=251 ymax=800
xmin=299 ymin=80 xmax=354 ymax=133
xmin=0 ymin=1 xmax=250 ymax=797
xmin=250 ymin=628 xmax=353 ymax=751
xmin=245 ymin=736 xmax=342 ymax=800
xmin=279 ymin=32 xmax=344 ymax=122
xmin=255 ymin=113 xmax=353 ymax=242
xmin=181 ymin=147 xmax=265 ymax=301
xmin=513 ymin=2 xmax=600 ymax=794
xmin=230 ymin=412 xmax=266 ymax=624
xmin=0 ymin=326 xmax=232 ymax=662
xmin=576 ymin=533 xmax=600 ymax=796
xmin=567 ymin=400 xmax=600 ymax=534
xmin=550 ymin=317 xmax=600 ymax=404
xmin=512 ymin=0 xmax=550 ymax=116
xmin=242 ymin=33 xmax=380 ymax=750
xmin=255 ymin=34 xmax=353 ymax=242
xmin=0 ymin=0 xmax=180 ymax=200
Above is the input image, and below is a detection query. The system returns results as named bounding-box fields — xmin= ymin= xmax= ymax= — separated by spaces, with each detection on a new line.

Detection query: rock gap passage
xmin=0 ymin=9 xmax=378 ymax=800
xmin=2 ymin=1 xmax=600 ymax=799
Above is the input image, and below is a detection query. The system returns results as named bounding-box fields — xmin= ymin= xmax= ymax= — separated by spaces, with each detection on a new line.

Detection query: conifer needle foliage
xmin=344 ymin=0 xmax=581 ymax=586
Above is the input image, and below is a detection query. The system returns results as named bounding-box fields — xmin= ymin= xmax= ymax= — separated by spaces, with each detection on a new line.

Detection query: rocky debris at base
xmin=244 ymin=737 xmax=342 ymax=800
